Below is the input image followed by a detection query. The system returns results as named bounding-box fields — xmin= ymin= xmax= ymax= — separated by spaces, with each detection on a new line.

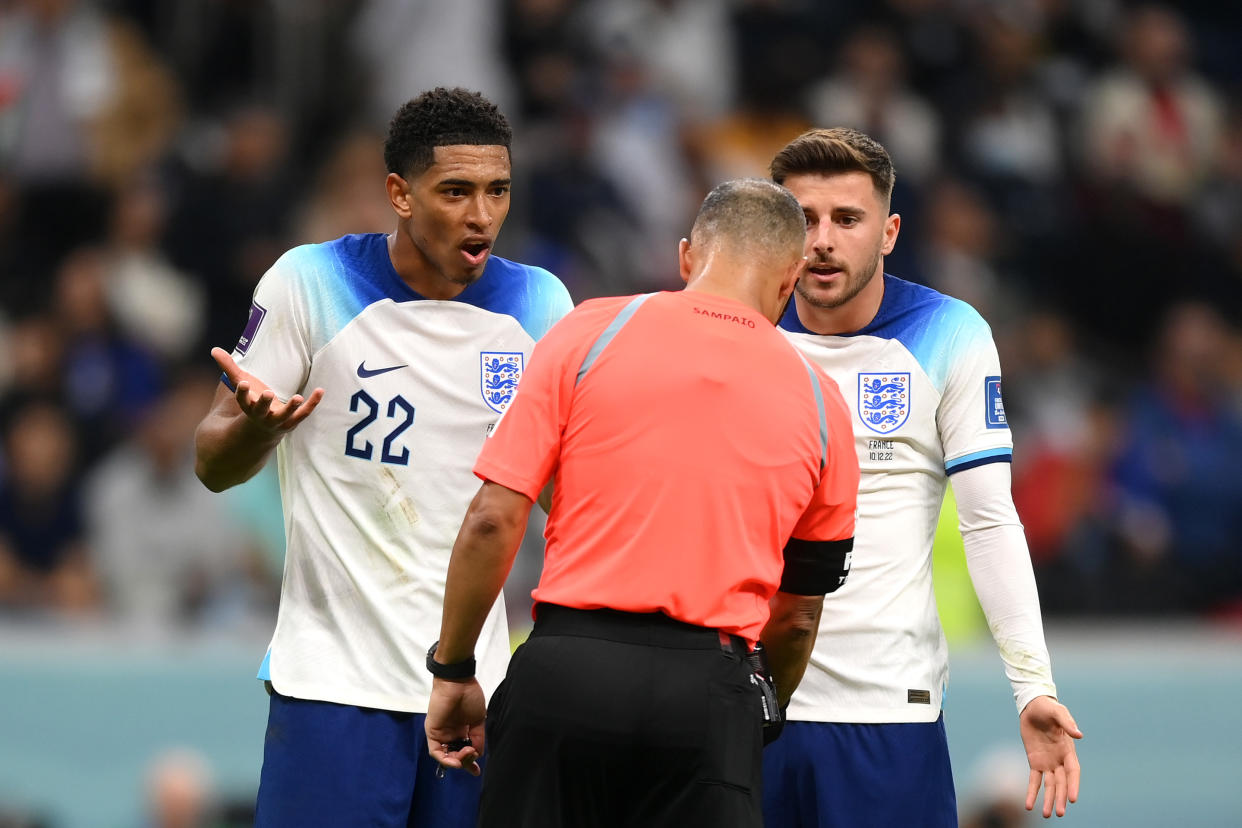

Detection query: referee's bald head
xmin=690 ymin=178 xmax=806 ymax=262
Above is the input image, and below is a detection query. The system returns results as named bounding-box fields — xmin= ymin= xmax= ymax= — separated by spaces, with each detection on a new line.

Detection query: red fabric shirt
xmin=474 ymin=290 xmax=858 ymax=644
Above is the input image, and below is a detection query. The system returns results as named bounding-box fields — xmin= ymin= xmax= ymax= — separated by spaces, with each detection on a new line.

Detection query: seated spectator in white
xmin=84 ymin=372 xmax=276 ymax=630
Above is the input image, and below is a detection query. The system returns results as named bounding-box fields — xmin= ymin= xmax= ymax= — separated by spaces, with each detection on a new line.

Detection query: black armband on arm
xmin=779 ymin=537 xmax=853 ymax=595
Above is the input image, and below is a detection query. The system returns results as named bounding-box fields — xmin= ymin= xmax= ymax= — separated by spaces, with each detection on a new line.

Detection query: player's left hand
xmin=1019 ymin=695 xmax=1083 ymax=818
xmin=425 ymin=677 xmax=487 ymax=776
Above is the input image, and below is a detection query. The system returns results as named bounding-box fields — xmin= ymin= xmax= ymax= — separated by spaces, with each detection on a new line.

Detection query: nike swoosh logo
xmin=357 ymin=361 xmax=408 ymax=378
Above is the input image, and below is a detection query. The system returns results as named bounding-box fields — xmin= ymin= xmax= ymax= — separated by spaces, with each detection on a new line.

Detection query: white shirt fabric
xmin=780 ymin=274 xmax=1054 ymax=723
xmin=234 ymin=233 xmax=572 ymax=713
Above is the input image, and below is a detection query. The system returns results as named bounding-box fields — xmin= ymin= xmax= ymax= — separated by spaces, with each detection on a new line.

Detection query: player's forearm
xmin=437 ymin=482 xmax=532 ymax=664
xmin=759 ymin=591 xmax=824 ymax=707
xmin=194 ymin=409 xmax=282 ymax=492
xmin=953 ymin=464 xmax=1058 ymax=710
xmin=964 ymin=522 xmax=1058 ymax=708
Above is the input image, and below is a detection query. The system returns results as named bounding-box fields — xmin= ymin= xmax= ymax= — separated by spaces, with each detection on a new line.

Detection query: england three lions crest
xmin=858 ymin=372 xmax=910 ymax=434
xmin=481 ymin=352 xmax=524 ymax=414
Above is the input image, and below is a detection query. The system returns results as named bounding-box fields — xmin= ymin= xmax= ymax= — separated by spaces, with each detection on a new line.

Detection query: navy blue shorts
xmin=762 ymin=716 xmax=957 ymax=828
xmin=254 ymin=689 xmax=483 ymax=828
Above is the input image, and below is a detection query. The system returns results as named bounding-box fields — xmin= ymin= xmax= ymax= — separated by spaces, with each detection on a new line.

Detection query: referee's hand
xmin=426 ymin=676 xmax=487 ymax=776
xmin=1019 ymin=695 xmax=1083 ymax=818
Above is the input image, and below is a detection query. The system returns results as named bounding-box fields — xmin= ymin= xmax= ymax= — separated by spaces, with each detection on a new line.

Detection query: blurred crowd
xmin=1 ymin=0 xmax=1241 ymax=642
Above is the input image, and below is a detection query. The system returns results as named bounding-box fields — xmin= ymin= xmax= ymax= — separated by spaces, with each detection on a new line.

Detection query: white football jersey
xmin=780 ymin=275 xmax=1012 ymax=723
xmin=233 ymin=233 xmax=572 ymax=713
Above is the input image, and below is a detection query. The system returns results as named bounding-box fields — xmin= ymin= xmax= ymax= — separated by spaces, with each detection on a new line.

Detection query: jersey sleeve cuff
xmin=472 ymin=458 xmax=544 ymax=503
xmin=1015 ymin=684 xmax=1059 ymax=715
xmin=945 ymin=447 xmax=1012 ymax=475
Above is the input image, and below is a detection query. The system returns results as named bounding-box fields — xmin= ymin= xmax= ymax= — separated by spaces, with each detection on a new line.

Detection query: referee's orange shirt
xmin=474 ymin=290 xmax=858 ymax=645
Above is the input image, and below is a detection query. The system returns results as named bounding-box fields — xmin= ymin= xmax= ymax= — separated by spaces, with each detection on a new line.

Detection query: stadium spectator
xmin=51 ymin=246 xmax=163 ymax=467
xmin=804 ymin=24 xmax=941 ymax=185
xmin=85 ymin=371 xmax=273 ymax=631
xmin=193 ymin=87 xmax=572 ymax=827
xmin=142 ymin=748 xmax=215 ymax=828
xmin=426 ymin=178 xmax=857 ymax=827
xmin=294 ymin=130 xmax=392 ymax=245
xmin=1079 ymin=3 xmax=1224 ymax=209
xmin=101 ymin=174 xmax=204 ymax=362
xmin=1111 ymin=301 xmax=1242 ymax=614
xmin=0 ymin=399 xmax=96 ymax=614
xmin=164 ymin=103 xmax=295 ymax=359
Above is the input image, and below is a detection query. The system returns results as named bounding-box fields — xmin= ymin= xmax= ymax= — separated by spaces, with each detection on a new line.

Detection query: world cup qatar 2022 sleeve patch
xmin=235 ymin=300 xmax=268 ymax=355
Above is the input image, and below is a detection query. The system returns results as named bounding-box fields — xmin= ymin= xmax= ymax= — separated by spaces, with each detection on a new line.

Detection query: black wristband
xmin=426 ymin=641 xmax=476 ymax=680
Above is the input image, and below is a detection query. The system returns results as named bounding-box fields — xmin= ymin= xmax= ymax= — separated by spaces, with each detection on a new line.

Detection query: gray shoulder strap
xmin=795 ymin=352 xmax=829 ymax=471
xmin=575 ymin=293 xmax=655 ymax=386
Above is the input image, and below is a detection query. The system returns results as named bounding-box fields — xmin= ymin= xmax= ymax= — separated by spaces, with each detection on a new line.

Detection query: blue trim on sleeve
xmin=257 ymin=648 xmax=272 ymax=681
xmin=945 ymin=448 xmax=1012 ymax=475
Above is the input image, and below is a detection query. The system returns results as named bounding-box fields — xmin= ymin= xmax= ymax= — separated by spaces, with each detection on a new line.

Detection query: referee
xmin=425 ymin=179 xmax=860 ymax=828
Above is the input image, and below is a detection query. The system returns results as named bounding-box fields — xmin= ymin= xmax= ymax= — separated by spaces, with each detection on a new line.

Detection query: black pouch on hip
xmin=746 ymin=643 xmax=786 ymax=745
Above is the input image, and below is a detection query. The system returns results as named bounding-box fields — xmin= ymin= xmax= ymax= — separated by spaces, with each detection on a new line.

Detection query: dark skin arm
xmin=759 ymin=591 xmax=825 ymax=707
xmin=425 ymin=481 xmax=534 ymax=774
xmin=194 ymin=347 xmax=324 ymax=492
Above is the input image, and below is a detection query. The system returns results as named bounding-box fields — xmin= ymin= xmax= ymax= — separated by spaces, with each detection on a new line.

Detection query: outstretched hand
xmin=425 ymin=677 xmax=487 ymax=777
xmin=211 ymin=347 xmax=324 ymax=434
xmin=1020 ymin=695 xmax=1083 ymax=818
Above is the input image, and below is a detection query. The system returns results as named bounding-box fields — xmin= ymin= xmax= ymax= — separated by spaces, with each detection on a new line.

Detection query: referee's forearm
xmin=760 ymin=591 xmax=824 ymax=707
xmin=437 ymin=481 xmax=532 ymax=663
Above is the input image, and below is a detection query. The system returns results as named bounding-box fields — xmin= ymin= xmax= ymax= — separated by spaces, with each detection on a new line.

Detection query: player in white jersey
xmin=760 ymin=127 xmax=1082 ymax=824
xmin=193 ymin=88 xmax=572 ymax=827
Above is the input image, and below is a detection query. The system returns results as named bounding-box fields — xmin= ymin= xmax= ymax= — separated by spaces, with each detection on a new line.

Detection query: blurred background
xmin=0 ymin=0 xmax=1240 ymax=825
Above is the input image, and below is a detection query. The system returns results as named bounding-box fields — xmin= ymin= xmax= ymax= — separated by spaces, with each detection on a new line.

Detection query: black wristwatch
xmin=426 ymin=641 xmax=476 ymax=680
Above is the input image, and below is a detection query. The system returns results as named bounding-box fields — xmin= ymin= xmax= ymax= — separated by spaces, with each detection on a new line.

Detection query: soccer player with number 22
xmin=193 ymin=88 xmax=572 ymax=827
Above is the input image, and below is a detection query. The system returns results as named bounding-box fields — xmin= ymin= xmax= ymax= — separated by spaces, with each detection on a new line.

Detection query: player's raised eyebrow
xmin=438 ymin=177 xmax=512 ymax=188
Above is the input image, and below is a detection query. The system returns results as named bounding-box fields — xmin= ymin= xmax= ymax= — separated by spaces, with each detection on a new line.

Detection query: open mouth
xmin=461 ymin=240 xmax=491 ymax=266
xmin=808 ymin=264 xmax=842 ymax=277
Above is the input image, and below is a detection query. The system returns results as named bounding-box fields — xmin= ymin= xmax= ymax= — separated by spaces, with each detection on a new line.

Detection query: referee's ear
xmin=678 ymin=237 xmax=693 ymax=285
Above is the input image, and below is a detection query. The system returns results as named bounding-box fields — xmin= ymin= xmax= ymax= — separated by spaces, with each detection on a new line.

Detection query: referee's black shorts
xmin=478 ymin=604 xmax=763 ymax=828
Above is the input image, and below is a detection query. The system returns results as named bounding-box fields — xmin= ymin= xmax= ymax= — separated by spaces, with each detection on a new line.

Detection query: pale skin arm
xmin=759 ymin=591 xmax=824 ymax=707
xmin=1020 ymin=694 xmax=1084 ymax=818
xmin=425 ymin=481 xmax=533 ymax=775
xmin=194 ymin=347 xmax=324 ymax=492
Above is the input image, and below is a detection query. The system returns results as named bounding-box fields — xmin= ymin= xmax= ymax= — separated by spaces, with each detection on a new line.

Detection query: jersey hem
xmin=784 ymin=704 xmax=944 ymax=724
xmin=263 ymin=675 xmax=431 ymax=715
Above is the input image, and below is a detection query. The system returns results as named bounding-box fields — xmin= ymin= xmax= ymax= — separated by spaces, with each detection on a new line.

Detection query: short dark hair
xmin=691 ymin=178 xmax=806 ymax=258
xmin=770 ymin=127 xmax=895 ymax=206
xmin=383 ymin=87 xmax=512 ymax=179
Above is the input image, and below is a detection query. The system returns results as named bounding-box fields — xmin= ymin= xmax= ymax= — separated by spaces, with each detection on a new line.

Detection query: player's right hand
xmin=211 ymin=347 xmax=325 ymax=434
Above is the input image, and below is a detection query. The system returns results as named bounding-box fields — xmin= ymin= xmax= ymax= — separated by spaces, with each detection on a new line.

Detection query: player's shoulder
xmin=880 ymin=275 xmax=988 ymax=331
xmin=866 ymin=275 xmax=994 ymax=355
xmin=264 ymin=233 xmax=381 ymax=287
xmin=486 ymin=254 xmax=558 ymax=284
xmin=485 ymin=255 xmax=571 ymax=301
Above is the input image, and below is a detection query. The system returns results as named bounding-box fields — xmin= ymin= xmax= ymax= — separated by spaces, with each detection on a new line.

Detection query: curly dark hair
xmin=383 ymin=87 xmax=512 ymax=179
